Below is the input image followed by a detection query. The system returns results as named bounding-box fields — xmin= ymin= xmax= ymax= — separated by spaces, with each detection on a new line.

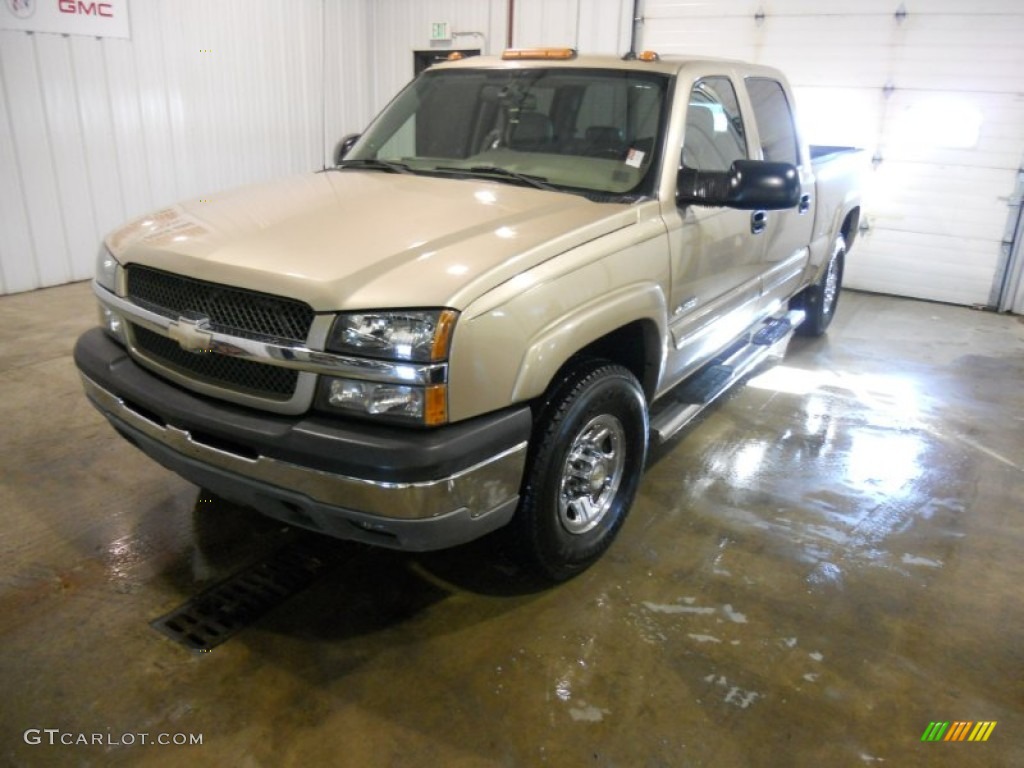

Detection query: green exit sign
xmin=430 ymin=21 xmax=451 ymax=41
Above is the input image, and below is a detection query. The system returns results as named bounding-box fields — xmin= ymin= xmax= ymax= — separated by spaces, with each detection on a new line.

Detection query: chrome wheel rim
xmin=558 ymin=414 xmax=626 ymax=534
xmin=823 ymin=248 xmax=842 ymax=316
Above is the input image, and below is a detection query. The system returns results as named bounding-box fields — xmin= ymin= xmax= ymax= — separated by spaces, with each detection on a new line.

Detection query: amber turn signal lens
xmin=424 ymin=384 xmax=448 ymax=426
xmin=430 ymin=310 xmax=458 ymax=362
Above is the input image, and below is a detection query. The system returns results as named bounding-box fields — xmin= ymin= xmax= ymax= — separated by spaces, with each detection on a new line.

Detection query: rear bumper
xmin=74 ymin=328 xmax=531 ymax=551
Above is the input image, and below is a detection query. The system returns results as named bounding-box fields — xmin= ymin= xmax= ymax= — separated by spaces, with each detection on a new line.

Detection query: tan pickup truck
xmin=74 ymin=49 xmax=864 ymax=580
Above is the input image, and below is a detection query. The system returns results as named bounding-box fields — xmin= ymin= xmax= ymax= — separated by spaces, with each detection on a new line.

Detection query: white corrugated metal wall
xmin=0 ymin=0 xmax=373 ymax=296
xmin=511 ymin=0 xmax=633 ymax=52
xmin=359 ymin=0 xmax=631 ymax=123
xmin=641 ymin=0 xmax=1024 ymax=308
xmin=362 ymin=0 xmax=502 ymax=117
xmin=6 ymin=0 xmax=1021 ymax=308
xmin=0 ymin=0 xmax=632 ymax=296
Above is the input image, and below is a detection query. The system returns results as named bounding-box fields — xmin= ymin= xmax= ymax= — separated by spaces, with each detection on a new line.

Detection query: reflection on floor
xmin=1 ymin=283 xmax=1022 ymax=767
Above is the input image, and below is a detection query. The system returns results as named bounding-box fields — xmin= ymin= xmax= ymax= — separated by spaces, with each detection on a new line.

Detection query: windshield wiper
xmin=331 ymin=158 xmax=414 ymax=174
xmin=433 ymin=165 xmax=559 ymax=193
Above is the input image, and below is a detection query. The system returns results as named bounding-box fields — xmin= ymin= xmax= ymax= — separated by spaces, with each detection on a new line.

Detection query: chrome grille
xmin=126 ymin=266 xmax=315 ymax=343
xmin=131 ymin=324 xmax=298 ymax=400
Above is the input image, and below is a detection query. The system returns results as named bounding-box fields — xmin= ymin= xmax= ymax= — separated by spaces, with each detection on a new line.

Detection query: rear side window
xmin=746 ymin=78 xmax=800 ymax=165
xmin=682 ymin=77 xmax=748 ymax=172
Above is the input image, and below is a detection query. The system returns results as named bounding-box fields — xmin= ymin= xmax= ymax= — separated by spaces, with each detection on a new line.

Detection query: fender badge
xmin=168 ymin=317 xmax=214 ymax=353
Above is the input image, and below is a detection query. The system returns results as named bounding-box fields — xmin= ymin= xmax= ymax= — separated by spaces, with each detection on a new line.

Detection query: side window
xmin=746 ymin=78 xmax=799 ymax=165
xmin=682 ymin=77 xmax=747 ymax=172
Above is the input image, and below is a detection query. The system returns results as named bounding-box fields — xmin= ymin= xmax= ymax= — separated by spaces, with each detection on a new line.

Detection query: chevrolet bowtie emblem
xmin=167 ymin=317 xmax=214 ymax=353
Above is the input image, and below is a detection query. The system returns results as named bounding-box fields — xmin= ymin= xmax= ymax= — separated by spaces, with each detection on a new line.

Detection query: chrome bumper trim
xmin=81 ymin=373 xmax=527 ymax=522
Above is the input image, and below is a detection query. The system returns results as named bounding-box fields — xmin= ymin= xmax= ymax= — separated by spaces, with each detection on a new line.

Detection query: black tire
xmin=793 ymin=235 xmax=846 ymax=337
xmin=512 ymin=359 xmax=649 ymax=582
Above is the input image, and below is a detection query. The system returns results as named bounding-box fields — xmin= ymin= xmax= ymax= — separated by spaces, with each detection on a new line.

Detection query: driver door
xmin=662 ymin=76 xmax=765 ymax=389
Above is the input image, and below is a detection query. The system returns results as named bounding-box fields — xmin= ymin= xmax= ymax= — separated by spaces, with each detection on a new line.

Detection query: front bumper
xmin=74 ymin=328 xmax=532 ymax=551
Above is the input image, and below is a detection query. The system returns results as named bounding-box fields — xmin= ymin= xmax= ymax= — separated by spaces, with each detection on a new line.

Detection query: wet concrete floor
xmin=1 ymin=282 xmax=1022 ymax=767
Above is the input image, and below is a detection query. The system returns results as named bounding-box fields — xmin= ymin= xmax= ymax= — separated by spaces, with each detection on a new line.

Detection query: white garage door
xmin=642 ymin=0 xmax=1024 ymax=308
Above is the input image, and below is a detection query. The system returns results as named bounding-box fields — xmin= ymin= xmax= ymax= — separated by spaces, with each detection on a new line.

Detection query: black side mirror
xmin=333 ymin=133 xmax=361 ymax=165
xmin=677 ymin=160 xmax=801 ymax=210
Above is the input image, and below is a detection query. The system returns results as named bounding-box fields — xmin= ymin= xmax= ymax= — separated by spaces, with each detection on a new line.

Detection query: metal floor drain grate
xmin=151 ymin=544 xmax=329 ymax=652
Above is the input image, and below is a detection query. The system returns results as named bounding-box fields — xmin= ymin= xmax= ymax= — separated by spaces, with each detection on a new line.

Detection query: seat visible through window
xmin=509 ymin=111 xmax=554 ymax=150
xmin=583 ymin=125 xmax=626 ymax=157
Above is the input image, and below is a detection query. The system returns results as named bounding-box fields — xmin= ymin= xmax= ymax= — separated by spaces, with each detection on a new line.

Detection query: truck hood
xmin=108 ymin=171 xmax=636 ymax=311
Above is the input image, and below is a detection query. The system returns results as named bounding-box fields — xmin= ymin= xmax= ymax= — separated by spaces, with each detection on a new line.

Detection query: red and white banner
xmin=0 ymin=0 xmax=130 ymax=39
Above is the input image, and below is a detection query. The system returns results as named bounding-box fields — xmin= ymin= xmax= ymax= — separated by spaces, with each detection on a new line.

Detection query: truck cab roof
xmin=431 ymin=51 xmax=785 ymax=80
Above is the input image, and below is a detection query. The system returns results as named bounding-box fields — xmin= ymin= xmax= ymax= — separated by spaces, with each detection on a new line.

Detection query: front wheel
xmin=793 ymin=234 xmax=846 ymax=337
xmin=512 ymin=360 xmax=649 ymax=582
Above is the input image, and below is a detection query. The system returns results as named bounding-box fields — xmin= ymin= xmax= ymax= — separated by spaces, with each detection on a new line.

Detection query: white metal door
xmin=642 ymin=0 xmax=1024 ymax=308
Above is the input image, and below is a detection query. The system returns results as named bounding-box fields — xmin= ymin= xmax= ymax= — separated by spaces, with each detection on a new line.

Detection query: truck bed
xmin=810 ymin=145 xmax=864 ymax=163
xmin=810 ymin=145 xmax=867 ymax=250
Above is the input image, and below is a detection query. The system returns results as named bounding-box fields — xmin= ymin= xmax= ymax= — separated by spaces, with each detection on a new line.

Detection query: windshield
xmin=346 ymin=67 xmax=670 ymax=199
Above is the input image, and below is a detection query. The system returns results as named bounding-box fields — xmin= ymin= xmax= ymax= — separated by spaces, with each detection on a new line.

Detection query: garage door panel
xmin=867 ymin=163 xmax=1018 ymax=207
xmin=848 ymin=230 xmax=1000 ymax=306
xmin=717 ymin=0 xmax=1017 ymax=14
xmin=645 ymin=1 xmax=761 ymax=20
xmin=865 ymin=207 xmax=1008 ymax=246
xmin=877 ymin=92 xmax=1024 ymax=170
xmin=878 ymin=147 xmax=1022 ymax=173
xmin=643 ymin=0 xmax=1024 ymax=306
xmin=793 ymin=86 xmax=883 ymax=147
xmin=646 ymin=0 xmax=1024 ymax=20
xmin=886 ymin=50 xmax=1024 ymax=93
xmin=898 ymin=14 xmax=1024 ymax=51
xmin=644 ymin=17 xmax=756 ymax=55
xmin=863 ymin=163 xmax=1013 ymax=247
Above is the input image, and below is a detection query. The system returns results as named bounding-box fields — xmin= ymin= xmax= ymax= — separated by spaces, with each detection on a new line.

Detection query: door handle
xmin=751 ymin=210 xmax=767 ymax=235
xmin=799 ymin=194 xmax=811 ymax=214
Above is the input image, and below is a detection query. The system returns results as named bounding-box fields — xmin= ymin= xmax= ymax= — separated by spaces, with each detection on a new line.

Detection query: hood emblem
xmin=168 ymin=316 xmax=214 ymax=354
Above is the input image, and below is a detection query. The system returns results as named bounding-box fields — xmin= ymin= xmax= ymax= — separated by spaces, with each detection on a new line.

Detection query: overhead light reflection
xmin=895 ymin=97 xmax=983 ymax=149
xmin=749 ymin=366 xmax=922 ymax=420
xmin=748 ymin=364 xmax=825 ymax=395
xmin=846 ymin=431 xmax=924 ymax=496
xmin=730 ymin=441 xmax=767 ymax=484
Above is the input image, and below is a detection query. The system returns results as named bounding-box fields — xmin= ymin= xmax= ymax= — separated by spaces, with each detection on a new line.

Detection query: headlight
xmin=95 ymin=245 xmax=119 ymax=292
xmin=326 ymin=309 xmax=457 ymax=362
xmin=319 ymin=378 xmax=447 ymax=425
xmin=320 ymin=309 xmax=456 ymax=426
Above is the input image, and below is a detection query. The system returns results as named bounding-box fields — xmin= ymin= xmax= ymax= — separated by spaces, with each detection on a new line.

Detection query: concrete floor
xmin=1 ymin=282 xmax=1022 ymax=767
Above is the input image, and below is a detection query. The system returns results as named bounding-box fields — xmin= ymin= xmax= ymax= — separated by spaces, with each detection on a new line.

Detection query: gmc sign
xmin=2 ymin=0 xmax=129 ymax=39
xmin=58 ymin=1 xmax=114 ymax=16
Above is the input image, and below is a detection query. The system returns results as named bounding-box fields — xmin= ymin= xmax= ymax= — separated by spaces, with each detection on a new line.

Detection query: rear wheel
xmin=512 ymin=360 xmax=648 ymax=582
xmin=794 ymin=234 xmax=846 ymax=337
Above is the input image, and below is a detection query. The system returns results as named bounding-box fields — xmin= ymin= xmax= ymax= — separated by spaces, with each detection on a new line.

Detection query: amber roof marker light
xmin=501 ymin=48 xmax=577 ymax=60
xmin=622 ymin=49 xmax=661 ymax=62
